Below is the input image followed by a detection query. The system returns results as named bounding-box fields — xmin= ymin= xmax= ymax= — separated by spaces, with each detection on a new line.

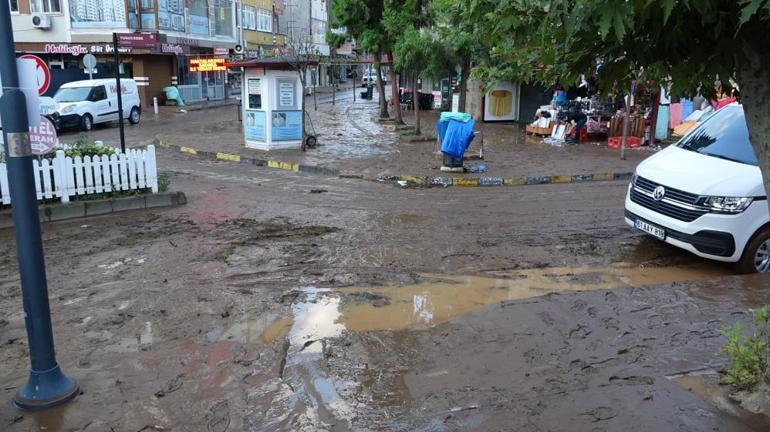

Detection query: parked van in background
xmin=50 ymin=79 xmax=142 ymax=131
xmin=625 ymin=103 xmax=770 ymax=273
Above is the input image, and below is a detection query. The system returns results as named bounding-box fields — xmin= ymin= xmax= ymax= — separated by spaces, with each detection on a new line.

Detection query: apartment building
xmin=9 ymin=0 xmax=284 ymax=105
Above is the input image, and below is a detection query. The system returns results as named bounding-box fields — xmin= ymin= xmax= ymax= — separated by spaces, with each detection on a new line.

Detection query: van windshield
xmin=676 ymin=105 xmax=758 ymax=166
xmin=54 ymin=87 xmax=92 ymax=103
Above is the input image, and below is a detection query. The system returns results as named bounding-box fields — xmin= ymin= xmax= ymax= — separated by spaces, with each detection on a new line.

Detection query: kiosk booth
xmin=227 ymin=58 xmax=314 ymax=151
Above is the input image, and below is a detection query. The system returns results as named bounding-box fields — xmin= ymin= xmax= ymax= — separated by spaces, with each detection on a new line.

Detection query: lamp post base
xmin=14 ymin=364 xmax=79 ymax=410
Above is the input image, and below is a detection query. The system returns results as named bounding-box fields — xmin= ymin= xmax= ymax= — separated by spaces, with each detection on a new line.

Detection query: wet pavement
xmin=59 ymin=90 xmax=650 ymax=181
xmin=0 ymin=140 xmax=767 ymax=430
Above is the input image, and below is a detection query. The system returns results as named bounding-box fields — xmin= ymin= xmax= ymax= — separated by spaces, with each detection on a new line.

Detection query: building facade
xmin=10 ymin=0 xmax=285 ymax=105
xmin=276 ymin=0 xmax=329 ymax=86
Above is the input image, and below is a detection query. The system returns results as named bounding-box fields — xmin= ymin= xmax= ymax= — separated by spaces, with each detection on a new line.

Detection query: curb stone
xmin=0 ymin=191 xmax=187 ymax=229
xmin=154 ymin=138 xmax=635 ymax=189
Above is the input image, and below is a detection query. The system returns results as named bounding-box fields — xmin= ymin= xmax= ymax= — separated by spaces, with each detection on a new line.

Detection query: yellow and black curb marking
xmin=155 ymin=139 xmax=633 ymax=188
xmin=380 ymin=172 xmax=634 ymax=188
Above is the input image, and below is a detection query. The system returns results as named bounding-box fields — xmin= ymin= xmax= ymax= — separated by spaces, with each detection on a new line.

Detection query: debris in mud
xmin=309 ymin=189 xmax=328 ymax=194
xmin=155 ymin=374 xmax=186 ymax=398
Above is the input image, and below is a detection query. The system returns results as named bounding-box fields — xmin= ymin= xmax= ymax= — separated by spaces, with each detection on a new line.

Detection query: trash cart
xmin=437 ymin=112 xmax=475 ymax=172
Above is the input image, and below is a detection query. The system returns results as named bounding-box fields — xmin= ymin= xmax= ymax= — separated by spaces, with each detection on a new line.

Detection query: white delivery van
xmin=50 ymin=79 xmax=142 ymax=131
xmin=625 ymin=103 xmax=770 ymax=273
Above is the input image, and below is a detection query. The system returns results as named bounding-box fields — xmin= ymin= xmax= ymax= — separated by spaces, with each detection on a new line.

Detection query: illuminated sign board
xmin=189 ymin=57 xmax=227 ymax=73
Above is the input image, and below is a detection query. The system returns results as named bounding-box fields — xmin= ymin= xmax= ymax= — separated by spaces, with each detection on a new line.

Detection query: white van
xmin=625 ymin=103 xmax=770 ymax=273
xmin=50 ymin=79 xmax=142 ymax=131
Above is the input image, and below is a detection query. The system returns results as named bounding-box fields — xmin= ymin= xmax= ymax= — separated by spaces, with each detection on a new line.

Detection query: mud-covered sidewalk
xmin=61 ymin=93 xmax=654 ymax=182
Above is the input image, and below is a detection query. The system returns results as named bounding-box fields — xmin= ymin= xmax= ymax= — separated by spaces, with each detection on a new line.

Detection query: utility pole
xmin=113 ymin=32 xmax=126 ymax=153
xmin=0 ymin=0 xmax=78 ymax=410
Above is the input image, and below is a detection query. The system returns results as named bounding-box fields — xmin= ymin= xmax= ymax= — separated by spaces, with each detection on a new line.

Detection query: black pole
xmin=113 ymin=32 xmax=126 ymax=153
xmin=0 ymin=0 xmax=78 ymax=410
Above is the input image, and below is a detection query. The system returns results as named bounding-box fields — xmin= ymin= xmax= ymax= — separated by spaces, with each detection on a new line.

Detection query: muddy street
xmin=0 ymin=153 xmax=766 ymax=431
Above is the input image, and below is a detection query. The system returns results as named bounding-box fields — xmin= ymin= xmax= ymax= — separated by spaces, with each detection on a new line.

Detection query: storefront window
xmin=158 ymin=0 xmax=185 ymax=31
xmin=128 ymin=0 xmax=156 ymax=29
xmin=188 ymin=0 xmax=209 ymax=35
xmin=214 ymin=0 xmax=233 ymax=37
xmin=31 ymin=0 xmax=60 ymax=13
xmin=70 ymin=0 xmax=125 ymax=28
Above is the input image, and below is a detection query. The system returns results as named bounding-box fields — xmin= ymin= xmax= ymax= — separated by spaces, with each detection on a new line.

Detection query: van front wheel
xmin=128 ymin=107 xmax=141 ymax=125
xmin=81 ymin=114 xmax=93 ymax=131
xmin=736 ymin=227 xmax=770 ymax=274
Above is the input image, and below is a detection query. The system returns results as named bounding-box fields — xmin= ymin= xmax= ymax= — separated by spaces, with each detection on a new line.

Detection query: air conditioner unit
xmin=32 ymin=13 xmax=52 ymax=29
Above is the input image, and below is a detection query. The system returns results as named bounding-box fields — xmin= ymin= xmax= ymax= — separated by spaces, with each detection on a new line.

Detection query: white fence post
xmin=146 ymin=145 xmax=158 ymax=193
xmin=53 ymin=150 xmax=69 ymax=203
xmin=0 ymin=163 xmax=10 ymax=205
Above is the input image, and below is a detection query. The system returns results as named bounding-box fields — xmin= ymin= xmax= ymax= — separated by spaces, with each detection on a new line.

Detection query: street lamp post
xmin=0 ymin=0 xmax=78 ymax=410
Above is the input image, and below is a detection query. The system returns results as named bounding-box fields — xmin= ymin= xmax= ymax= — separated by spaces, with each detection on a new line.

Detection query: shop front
xmin=14 ymin=41 xmax=175 ymax=108
xmin=164 ymin=36 xmax=232 ymax=104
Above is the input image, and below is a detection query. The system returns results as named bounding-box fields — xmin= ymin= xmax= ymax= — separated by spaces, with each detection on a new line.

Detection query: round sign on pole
xmin=20 ymin=54 xmax=51 ymax=95
xmin=29 ymin=116 xmax=58 ymax=155
xmin=83 ymin=53 xmax=97 ymax=70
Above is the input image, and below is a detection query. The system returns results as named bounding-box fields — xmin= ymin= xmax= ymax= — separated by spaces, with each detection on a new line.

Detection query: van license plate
xmin=635 ymin=219 xmax=665 ymax=240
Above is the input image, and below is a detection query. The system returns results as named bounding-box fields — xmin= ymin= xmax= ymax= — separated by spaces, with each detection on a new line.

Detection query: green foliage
xmin=721 ymin=306 xmax=770 ymax=391
xmin=158 ymin=176 xmax=170 ymax=193
xmin=51 ymin=133 xmax=119 ymax=160
xmin=469 ymin=0 xmax=769 ymax=99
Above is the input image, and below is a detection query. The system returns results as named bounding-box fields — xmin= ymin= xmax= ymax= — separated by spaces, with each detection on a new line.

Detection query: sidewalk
xmin=154 ymin=98 xmax=653 ymax=182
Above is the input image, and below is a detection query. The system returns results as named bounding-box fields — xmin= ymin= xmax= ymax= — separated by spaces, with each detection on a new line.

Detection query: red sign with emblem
xmin=20 ymin=54 xmax=51 ymax=95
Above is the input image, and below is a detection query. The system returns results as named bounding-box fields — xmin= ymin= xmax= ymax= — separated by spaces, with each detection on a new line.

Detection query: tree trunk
xmin=413 ymin=71 xmax=421 ymax=136
xmin=375 ymin=60 xmax=389 ymax=119
xmin=458 ymin=60 xmax=470 ymax=113
xmin=620 ymin=94 xmax=631 ymax=160
xmin=388 ymin=52 xmax=402 ymax=124
xmin=737 ymin=41 xmax=770 ymax=212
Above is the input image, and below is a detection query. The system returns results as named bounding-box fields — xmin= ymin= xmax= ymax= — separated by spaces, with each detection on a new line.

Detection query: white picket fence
xmin=0 ymin=145 xmax=158 ymax=205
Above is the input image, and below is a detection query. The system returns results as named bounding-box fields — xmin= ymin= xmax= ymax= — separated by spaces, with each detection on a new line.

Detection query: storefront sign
xmin=161 ymin=43 xmax=186 ymax=54
xmin=189 ymin=58 xmax=226 ymax=72
xmin=29 ymin=116 xmax=57 ymax=155
xmin=44 ymin=44 xmax=132 ymax=56
xmin=117 ymin=32 xmax=157 ymax=48
xmin=245 ymin=111 xmax=266 ymax=141
xmin=271 ymin=111 xmax=302 ymax=141
xmin=214 ymin=48 xmax=229 ymax=55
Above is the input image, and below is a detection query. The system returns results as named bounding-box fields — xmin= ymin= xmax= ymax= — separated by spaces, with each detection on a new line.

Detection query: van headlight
xmin=61 ymin=105 xmax=75 ymax=114
xmin=698 ymin=196 xmax=753 ymax=213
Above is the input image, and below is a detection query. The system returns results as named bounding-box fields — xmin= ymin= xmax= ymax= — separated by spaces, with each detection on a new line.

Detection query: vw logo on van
xmin=653 ymin=186 xmax=666 ymax=201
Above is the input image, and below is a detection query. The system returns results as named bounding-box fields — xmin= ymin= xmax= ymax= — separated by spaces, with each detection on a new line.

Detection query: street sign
xmin=83 ymin=54 xmax=97 ymax=79
xmin=116 ymin=32 xmax=157 ymax=48
xmin=83 ymin=53 xmax=97 ymax=69
xmin=29 ymin=116 xmax=57 ymax=155
xmin=38 ymin=96 xmax=57 ymax=115
xmin=19 ymin=54 xmax=51 ymax=95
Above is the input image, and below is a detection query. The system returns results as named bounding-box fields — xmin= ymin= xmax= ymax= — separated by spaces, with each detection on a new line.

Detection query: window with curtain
xmin=30 ymin=0 xmax=61 ymax=13
xmin=257 ymin=9 xmax=271 ymax=32
xmin=242 ymin=6 xmax=256 ymax=30
xmin=214 ymin=0 xmax=233 ymax=37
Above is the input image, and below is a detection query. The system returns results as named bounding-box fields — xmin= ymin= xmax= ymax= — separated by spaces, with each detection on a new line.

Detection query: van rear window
xmin=676 ymin=105 xmax=758 ymax=166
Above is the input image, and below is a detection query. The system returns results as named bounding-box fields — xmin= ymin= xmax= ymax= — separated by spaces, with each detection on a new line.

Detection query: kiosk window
xmin=247 ymin=78 xmax=261 ymax=109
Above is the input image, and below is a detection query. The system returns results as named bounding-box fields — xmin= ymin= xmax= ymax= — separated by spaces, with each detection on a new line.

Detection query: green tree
xmin=470 ymin=0 xmax=770 ymax=202
xmin=385 ymin=0 xmax=443 ymax=135
xmin=331 ymin=0 xmax=393 ymax=119
xmin=433 ymin=0 xmax=486 ymax=112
